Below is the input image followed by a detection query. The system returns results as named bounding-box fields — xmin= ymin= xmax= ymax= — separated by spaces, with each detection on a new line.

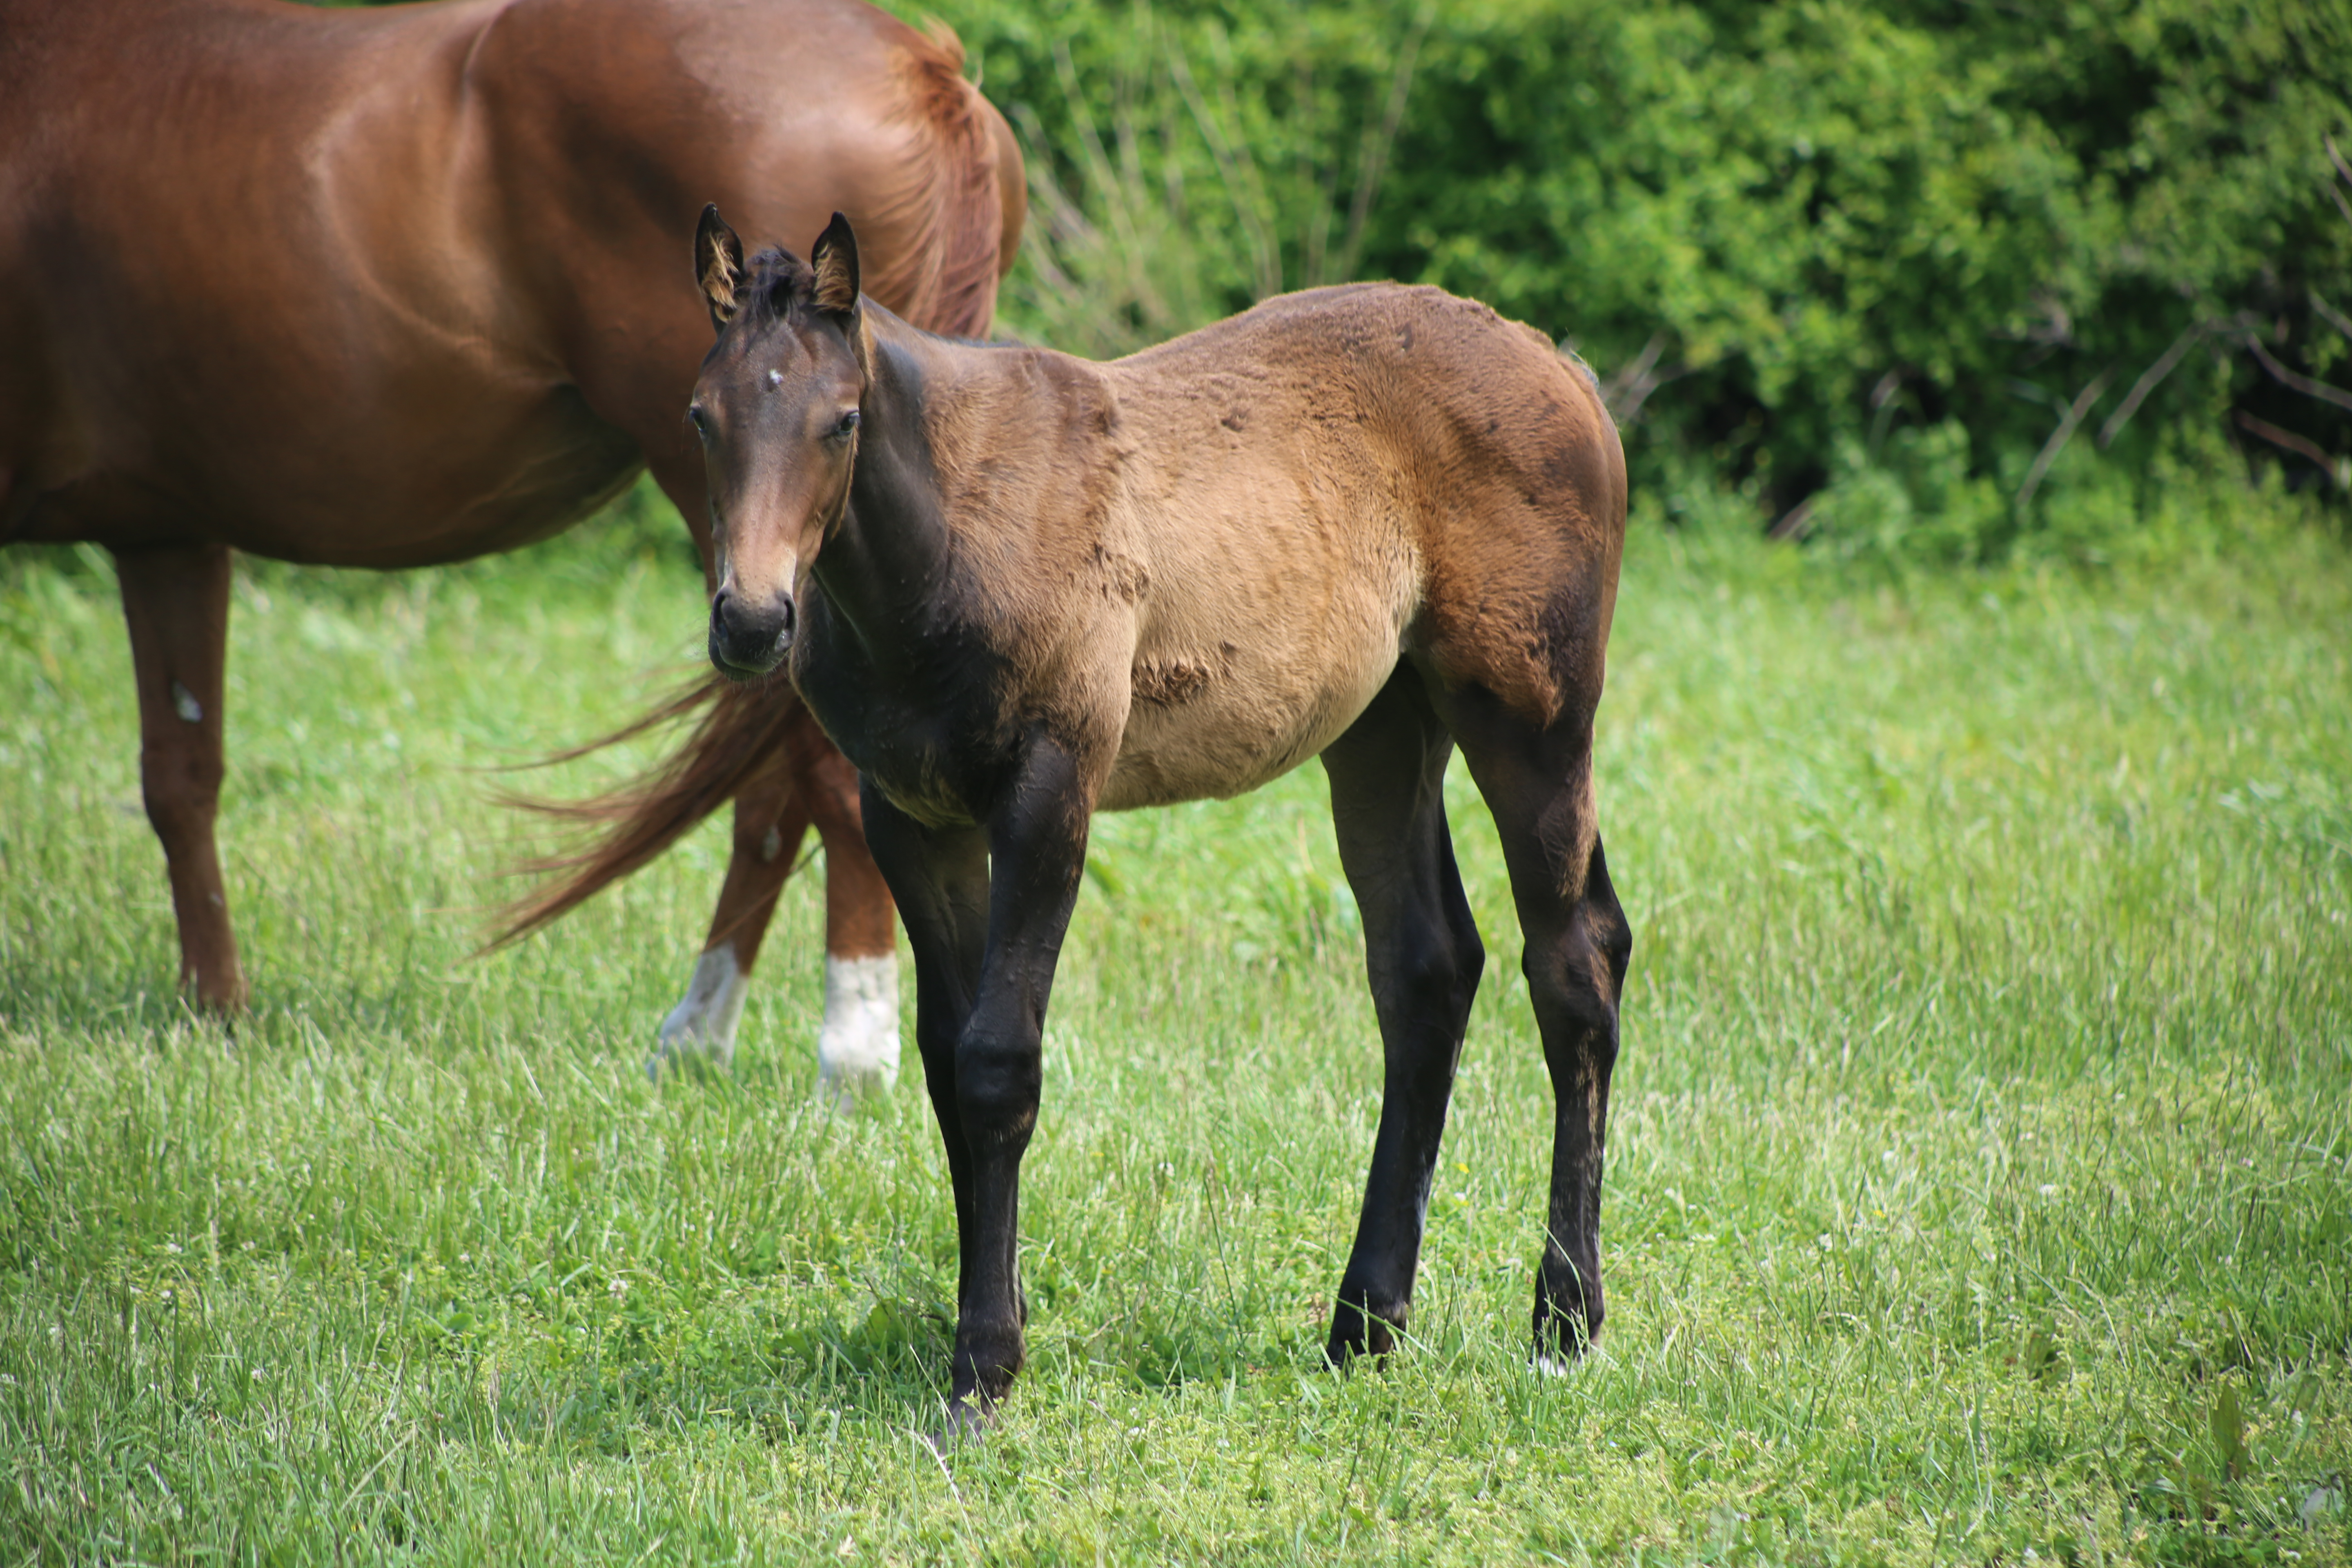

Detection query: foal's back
xmin=1080 ymin=285 xmax=1624 ymax=806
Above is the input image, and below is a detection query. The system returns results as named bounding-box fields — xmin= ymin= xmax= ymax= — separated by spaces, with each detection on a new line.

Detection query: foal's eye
xmin=831 ymin=409 xmax=862 ymax=442
xmin=688 ymin=405 xmax=710 ymax=439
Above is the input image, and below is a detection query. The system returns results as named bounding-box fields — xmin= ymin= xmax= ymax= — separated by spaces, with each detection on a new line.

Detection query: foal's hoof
xmin=925 ymin=1396 xmax=994 ymax=1454
xmin=1322 ymin=1299 xmax=1401 ymax=1370
xmin=1531 ymin=1301 xmax=1602 ymax=1372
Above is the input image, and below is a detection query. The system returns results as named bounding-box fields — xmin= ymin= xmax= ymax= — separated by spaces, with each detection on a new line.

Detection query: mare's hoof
xmin=814 ymin=1064 xmax=892 ymax=1115
xmin=646 ymin=1046 xmax=731 ymax=1086
xmin=184 ymin=971 xmax=249 ymax=1019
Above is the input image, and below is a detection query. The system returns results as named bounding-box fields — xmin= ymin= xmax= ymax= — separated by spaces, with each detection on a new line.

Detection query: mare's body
xmin=0 ymin=0 xmax=1022 ymax=1083
xmin=688 ymin=216 xmax=1632 ymax=1423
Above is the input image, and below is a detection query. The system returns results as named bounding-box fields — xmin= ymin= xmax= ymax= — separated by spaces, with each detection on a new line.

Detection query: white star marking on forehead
xmin=767 ymin=369 xmax=784 ymax=388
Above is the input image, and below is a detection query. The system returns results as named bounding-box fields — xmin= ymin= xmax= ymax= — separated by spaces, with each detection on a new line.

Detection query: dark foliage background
xmin=931 ymin=0 xmax=2352 ymax=557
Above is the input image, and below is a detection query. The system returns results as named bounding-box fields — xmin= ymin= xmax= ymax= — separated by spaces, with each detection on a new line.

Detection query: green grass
xmin=2 ymin=499 xmax=2348 ymax=1565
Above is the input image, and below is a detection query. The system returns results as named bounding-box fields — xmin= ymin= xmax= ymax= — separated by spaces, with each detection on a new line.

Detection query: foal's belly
xmin=1096 ymin=556 xmax=1412 ymax=811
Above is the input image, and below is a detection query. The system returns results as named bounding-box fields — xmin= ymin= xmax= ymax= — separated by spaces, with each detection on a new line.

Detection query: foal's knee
xmin=1375 ymin=920 xmax=1484 ymax=1033
xmin=955 ymin=1030 xmax=1043 ymax=1151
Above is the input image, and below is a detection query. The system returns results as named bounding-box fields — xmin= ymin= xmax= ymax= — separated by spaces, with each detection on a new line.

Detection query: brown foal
xmin=684 ymin=212 xmax=1632 ymax=1426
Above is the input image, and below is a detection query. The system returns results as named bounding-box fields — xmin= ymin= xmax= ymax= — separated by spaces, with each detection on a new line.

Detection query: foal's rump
xmin=1094 ymin=284 xmax=1624 ymax=808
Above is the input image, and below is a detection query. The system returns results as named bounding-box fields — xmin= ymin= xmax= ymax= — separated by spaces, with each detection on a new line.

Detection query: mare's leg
xmin=790 ymin=713 xmax=901 ymax=1105
xmin=650 ymin=454 xmax=901 ymax=1089
xmin=113 ymin=543 xmax=246 ymax=1012
xmin=653 ymin=742 xmax=809 ymax=1074
xmin=864 ymin=746 xmax=1092 ymax=1423
xmin=654 ymin=687 xmax=902 ymax=1093
xmin=1321 ymin=670 xmax=1486 ymax=1365
xmin=1437 ymin=684 xmax=1632 ymax=1363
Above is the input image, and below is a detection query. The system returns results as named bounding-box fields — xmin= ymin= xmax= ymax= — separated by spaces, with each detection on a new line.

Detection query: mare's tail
xmin=866 ymin=18 xmax=1022 ymax=338
xmin=486 ymin=675 xmax=800 ymax=951
xmin=491 ymin=35 xmax=1017 ymax=950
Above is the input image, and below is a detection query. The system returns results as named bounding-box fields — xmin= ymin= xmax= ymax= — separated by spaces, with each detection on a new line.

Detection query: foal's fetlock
xmin=952 ymin=1324 xmax=1026 ymax=1409
xmin=1323 ymin=1290 xmax=1407 ymax=1368
xmin=1530 ymin=1274 xmax=1604 ymax=1372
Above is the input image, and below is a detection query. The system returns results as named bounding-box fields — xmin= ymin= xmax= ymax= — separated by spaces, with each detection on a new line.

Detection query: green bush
xmin=934 ymin=0 xmax=2352 ymax=552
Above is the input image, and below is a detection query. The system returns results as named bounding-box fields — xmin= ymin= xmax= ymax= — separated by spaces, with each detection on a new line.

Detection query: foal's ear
xmin=809 ymin=212 xmax=861 ymax=319
xmin=695 ymin=204 xmax=747 ymax=334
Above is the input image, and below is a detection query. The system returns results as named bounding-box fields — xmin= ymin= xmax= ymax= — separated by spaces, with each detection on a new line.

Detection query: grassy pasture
xmin=1 ymin=499 xmax=2348 ymax=1564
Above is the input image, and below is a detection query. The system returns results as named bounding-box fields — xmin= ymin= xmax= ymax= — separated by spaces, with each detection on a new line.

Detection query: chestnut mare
xmin=684 ymin=211 xmax=1633 ymax=1425
xmin=0 ymin=0 xmax=1022 ymax=1091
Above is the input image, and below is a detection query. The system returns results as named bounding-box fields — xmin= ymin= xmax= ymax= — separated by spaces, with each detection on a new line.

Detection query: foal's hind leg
xmin=1438 ymin=686 xmax=1632 ymax=1364
xmin=113 ymin=543 xmax=246 ymax=1012
xmin=1321 ymin=671 xmax=1485 ymax=1365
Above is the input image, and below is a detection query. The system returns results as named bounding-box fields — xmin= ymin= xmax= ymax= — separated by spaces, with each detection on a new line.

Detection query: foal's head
xmin=689 ymin=206 xmax=869 ymax=680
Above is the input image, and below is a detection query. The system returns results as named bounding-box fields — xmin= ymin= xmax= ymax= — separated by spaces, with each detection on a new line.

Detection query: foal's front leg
xmin=863 ymin=744 xmax=1094 ymax=1422
xmin=953 ymin=743 xmax=1094 ymax=1415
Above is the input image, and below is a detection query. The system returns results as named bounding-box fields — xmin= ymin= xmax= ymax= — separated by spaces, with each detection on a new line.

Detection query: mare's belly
xmin=20 ymin=383 xmax=643 ymax=567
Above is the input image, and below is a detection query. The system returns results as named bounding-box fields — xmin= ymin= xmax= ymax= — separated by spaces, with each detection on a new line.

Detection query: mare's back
xmin=2 ymin=0 xmax=606 ymax=551
xmin=0 ymin=0 xmax=1002 ymax=561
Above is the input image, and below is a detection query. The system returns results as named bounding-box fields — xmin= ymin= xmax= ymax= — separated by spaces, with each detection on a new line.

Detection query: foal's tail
xmin=485 ymin=674 xmax=799 ymax=951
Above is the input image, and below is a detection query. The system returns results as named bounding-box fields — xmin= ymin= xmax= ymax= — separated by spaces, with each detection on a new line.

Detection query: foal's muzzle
xmin=708 ymin=589 xmax=794 ymax=679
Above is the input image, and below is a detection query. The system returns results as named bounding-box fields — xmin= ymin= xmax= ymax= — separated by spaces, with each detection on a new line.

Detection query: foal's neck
xmin=811 ymin=318 xmax=963 ymax=654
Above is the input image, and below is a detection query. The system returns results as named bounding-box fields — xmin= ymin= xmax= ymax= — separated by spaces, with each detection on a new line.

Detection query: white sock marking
xmin=653 ymin=944 xmax=749 ymax=1077
xmin=817 ymin=952 xmax=899 ymax=1109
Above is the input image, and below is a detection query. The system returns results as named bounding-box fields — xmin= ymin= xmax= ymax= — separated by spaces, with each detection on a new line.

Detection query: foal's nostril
xmin=706 ymin=587 xmax=792 ymax=675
